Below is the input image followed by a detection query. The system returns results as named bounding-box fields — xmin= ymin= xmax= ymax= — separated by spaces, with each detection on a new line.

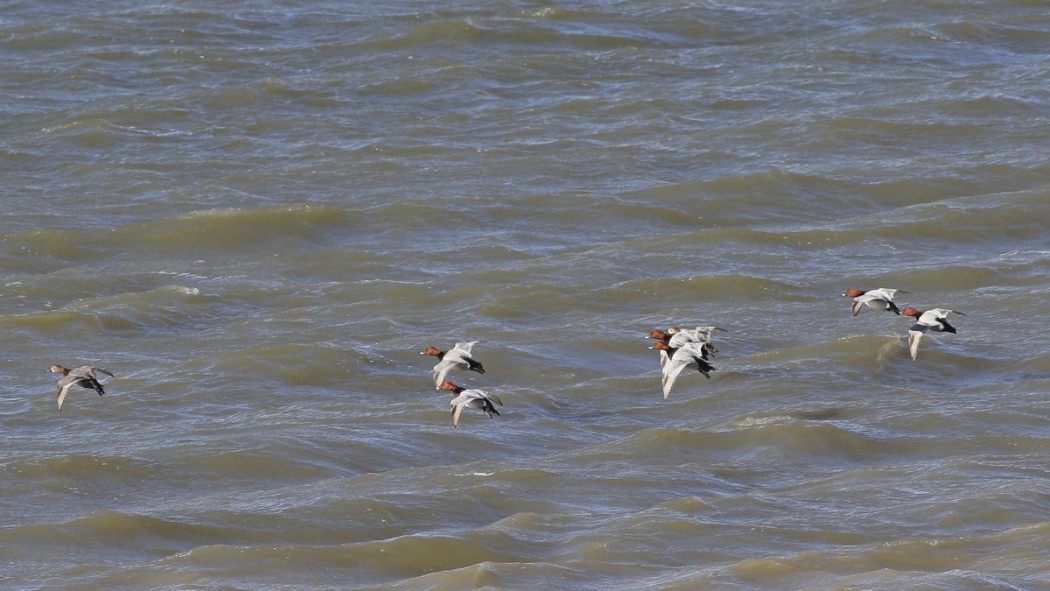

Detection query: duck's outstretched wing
xmin=56 ymin=380 xmax=78 ymax=411
xmin=432 ymin=358 xmax=458 ymax=388
xmin=667 ymin=333 xmax=696 ymax=348
xmin=661 ymin=357 xmax=691 ymax=401
xmin=869 ymin=288 xmax=901 ymax=300
xmin=450 ymin=401 xmax=465 ymax=428
xmin=851 ymin=297 xmax=867 ymax=317
xmin=657 ymin=349 xmax=670 ymax=369
xmin=908 ymin=325 xmax=928 ymax=360
xmin=452 ymin=341 xmax=478 ymax=355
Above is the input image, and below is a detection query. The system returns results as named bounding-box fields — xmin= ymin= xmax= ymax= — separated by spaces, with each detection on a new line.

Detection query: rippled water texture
xmin=2 ymin=1 xmax=1050 ymax=589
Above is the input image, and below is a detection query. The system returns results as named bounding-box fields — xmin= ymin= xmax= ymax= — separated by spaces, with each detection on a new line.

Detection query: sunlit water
xmin=2 ymin=2 xmax=1049 ymax=589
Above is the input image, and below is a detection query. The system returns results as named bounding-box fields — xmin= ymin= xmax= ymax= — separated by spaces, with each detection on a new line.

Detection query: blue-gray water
xmin=2 ymin=1 xmax=1049 ymax=590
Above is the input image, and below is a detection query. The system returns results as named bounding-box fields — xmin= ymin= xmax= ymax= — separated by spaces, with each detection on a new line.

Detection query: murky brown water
xmin=2 ymin=2 xmax=1049 ymax=589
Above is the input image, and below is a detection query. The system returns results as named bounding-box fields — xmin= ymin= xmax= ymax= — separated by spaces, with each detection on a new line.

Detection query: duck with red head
xmin=48 ymin=364 xmax=114 ymax=411
xmin=901 ymin=306 xmax=966 ymax=360
xmin=651 ymin=341 xmax=715 ymax=401
xmin=647 ymin=325 xmax=725 ymax=363
xmin=421 ymin=341 xmax=486 ymax=388
xmin=842 ymin=287 xmax=906 ymax=316
xmin=439 ymin=380 xmax=503 ymax=428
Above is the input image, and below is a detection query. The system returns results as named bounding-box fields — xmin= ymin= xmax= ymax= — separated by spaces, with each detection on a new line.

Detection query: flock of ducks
xmin=409 ymin=287 xmax=964 ymax=427
xmin=843 ymin=287 xmax=965 ymax=360
xmin=47 ymin=287 xmax=966 ymax=425
xmin=420 ymin=341 xmax=502 ymax=428
xmin=647 ymin=326 xmax=723 ymax=401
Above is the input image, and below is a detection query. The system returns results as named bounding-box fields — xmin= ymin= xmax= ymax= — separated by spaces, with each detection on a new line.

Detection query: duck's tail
xmin=468 ymin=358 xmax=486 ymax=374
xmin=696 ymin=358 xmax=715 ymax=379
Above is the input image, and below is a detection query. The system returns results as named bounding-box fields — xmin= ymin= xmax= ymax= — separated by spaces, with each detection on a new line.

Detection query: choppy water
xmin=2 ymin=1 xmax=1050 ymax=589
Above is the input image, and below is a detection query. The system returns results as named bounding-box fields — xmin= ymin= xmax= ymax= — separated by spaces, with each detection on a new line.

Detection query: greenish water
xmin=2 ymin=2 xmax=1049 ymax=589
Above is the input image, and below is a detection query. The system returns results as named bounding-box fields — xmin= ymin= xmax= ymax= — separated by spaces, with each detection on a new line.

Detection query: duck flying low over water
xmin=843 ymin=287 xmax=906 ymax=316
xmin=421 ymin=341 xmax=486 ymax=388
xmin=902 ymin=307 xmax=966 ymax=360
xmin=648 ymin=326 xmax=726 ymax=363
xmin=49 ymin=365 xmax=114 ymax=411
xmin=439 ymin=380 xmax=503 ymax=428
xmin=651 ymin=341 xmax=715 ymax=401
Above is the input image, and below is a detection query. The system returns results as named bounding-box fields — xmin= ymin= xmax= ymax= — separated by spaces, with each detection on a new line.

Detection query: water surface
xmin=2 ymin=1 xmax=1049 ymax=589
